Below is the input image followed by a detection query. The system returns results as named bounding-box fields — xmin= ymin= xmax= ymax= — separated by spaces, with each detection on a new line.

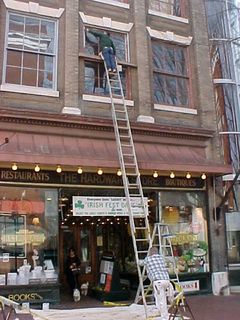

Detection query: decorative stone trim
xmin=62 ymin=107 xmax=81 ymax=115
xmin=91 ymin=0 xmax=129 ymax=9
xmin=0 ymin=111 xmax=213 ymax=140
xmin=3 ymin=0 xmax=64 ymax=18
xmin=154 ymin=104 xmax=197 ymax=115
xmin=148 ymin=9 xmax=189 ymax=24
xmin=147 ymin=27 xmax=192 ymax=45
xmin=213 ymin=79 xmax=236 ymax=85
xmin=0 ymin=84 xmax=59 ymax=97
xmin=79 ymin=12 xmax=133 ymax=32
xmin=82 ymin=94 xmax=134 ymax=106
xmin=137 ymin=115 xmax=155 ymax=124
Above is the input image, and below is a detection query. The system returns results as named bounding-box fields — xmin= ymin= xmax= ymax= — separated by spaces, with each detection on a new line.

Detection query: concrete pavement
xmin=28 ymin=293 xmax=240 ymax=320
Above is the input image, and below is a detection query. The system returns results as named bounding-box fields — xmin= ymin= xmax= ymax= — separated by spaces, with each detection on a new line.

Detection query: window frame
xmin=152 ymin=40 xmax=192 ymax=108
xmin=2 ymin=11 xmax=59 ymax=93
xmin=149 ymin=0 xmax=186 ymax=18
xmin=83 ymin=26 xmax=131 ymax=99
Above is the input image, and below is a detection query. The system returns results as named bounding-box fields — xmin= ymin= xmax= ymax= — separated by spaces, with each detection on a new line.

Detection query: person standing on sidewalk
xmin=86 ymin=29 xmax=117 ymax=72
xmin=141 ymin=247 xmax=172 ymax=320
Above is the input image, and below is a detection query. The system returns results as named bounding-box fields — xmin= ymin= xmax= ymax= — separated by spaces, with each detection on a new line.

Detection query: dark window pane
xmin=84 ymin=61 xmax=127 ymax=97
xmin=40 ymin=20 xmax=55 ymax=54
xmin=24 ymin=33 xmax=40 ymax=51
xmin=5 ymin=66 xmax=21 ymax=84
xmin=85 ymin=29 xmax=127 ymax=62
xmin=8 ymin=15 xmax=24 ymax=49
xmin=152 ymin=43 xmax=165 ymax=69
xmin=175 ymin=48 xmax=186 ymax=75
xmin=25 ymin=17 xmax=39 ymax=35
xmin=23 ymin=52 xmax=38 ymax=69
xmin=154 ymin=73 xmax=188 ymax=106
xmin=85 ymin=31 xmax=100 ymax=55
xmin=153 ymin=74 xmax=165 ymax=103
xmin=111 ymin=33 xmax=126 ymax=61
xmin=149 ymin=0 xmax=182 ymax=17
xmin=38 ymin=70 xmax=53 ymax=88
xmin=7 ymin=50 xmax=22 ymax=67
xmin=9 ymin=14 xmax=24 ymax=32
xmin=178 ymin=78 xmax=188 ymax=105
xmin=22 ymin=68 xmax=37 ymax=86
xmin=39 ymin=55 xmax=53 ymax=71
xmin=24 ymin=18 xmax=40 ymax=51
xmin=84 ymin=65 xmax=96 ymax=93
xmin=165 ymin=48 xmax=176 ymax=73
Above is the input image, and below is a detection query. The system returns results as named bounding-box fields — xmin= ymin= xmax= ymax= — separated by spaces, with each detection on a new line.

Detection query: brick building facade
xmin=0 ymin=0 xmax=231 ymax=304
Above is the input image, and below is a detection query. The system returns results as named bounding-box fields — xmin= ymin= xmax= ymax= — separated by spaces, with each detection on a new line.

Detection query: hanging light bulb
xmin=186 ymin=172 xmax=191 ymax=179
xmin=77 ymin=167 xmax=83 ymax=174
xmin=170 ymin=172 xmax=175 ymax=179
xmin=12 ymin=163 xmax=18 ymax=171
xmin=117 ymin=169 xmax=122 ymax=176
xmin=56 ymin=165 xmax=62 ymax=173
xmin=97 ymin=168 xmax=103 ymax=175
xmin=201 ymin=173 xmax=207 ymax=180
xmin=34 ymin=164 xmax=40 ymax=172
xmin=153 ymin=171 xmax=158 ymax=178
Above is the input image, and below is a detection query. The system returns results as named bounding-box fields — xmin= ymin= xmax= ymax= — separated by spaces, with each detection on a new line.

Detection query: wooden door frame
xmin=59 ymin=223 xmax=97 ymax=287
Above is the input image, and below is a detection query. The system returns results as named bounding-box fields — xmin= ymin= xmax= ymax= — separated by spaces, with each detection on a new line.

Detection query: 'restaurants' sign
xmin=0 ymin=168 xmax=206 ymax=189
xmin=72 ymin=196 xmax=148 ymax=216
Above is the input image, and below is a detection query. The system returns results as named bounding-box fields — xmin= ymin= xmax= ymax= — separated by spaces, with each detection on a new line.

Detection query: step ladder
xmin=146 ymin=223 xmax=195 ymax=320
xmin=135 ymin=223 xmax=180 ymax=308
xmin=102 ymin=56 xmax=152 ymax=318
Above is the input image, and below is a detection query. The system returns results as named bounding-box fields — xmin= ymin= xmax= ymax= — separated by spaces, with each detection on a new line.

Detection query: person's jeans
xmin=102 ymin=47 xmax=116 ymax=70
xmin=153 ymin=279 xmax=170 ymax=320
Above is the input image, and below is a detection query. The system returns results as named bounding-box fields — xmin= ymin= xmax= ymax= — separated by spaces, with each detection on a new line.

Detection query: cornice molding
xmin=0 ymin=110 xmax=214 ymax=142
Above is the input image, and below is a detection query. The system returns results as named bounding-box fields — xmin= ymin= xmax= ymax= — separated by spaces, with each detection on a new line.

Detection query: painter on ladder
xmin=86 ymin=28 xmax=117 ymax=73
xmin=140 ymin=247 xmax=173 ymax=320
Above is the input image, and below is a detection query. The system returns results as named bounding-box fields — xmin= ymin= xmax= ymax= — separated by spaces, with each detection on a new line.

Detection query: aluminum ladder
xmin=146 ymin=223 xmax=195 ymax=320
xmin=102 ymin=56 xmax=152 ymax=318
xmin=135 ymin=222 xmax=180 ymax=309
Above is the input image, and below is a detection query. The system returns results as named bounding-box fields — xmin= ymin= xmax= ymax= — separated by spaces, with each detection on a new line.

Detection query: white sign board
xmin=180 ymin=280 xmax=200 ymax=292
xmin=72 ymin=196 xmax=148 ymax=216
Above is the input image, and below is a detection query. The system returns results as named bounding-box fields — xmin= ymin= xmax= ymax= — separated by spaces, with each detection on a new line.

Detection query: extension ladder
xmin=102 ymin=56 xmax=152 ymax=318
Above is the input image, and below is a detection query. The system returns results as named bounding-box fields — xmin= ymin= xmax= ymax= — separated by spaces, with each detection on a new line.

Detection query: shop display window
xmin=0 ymin=186 xmax=59 ymax=286
xmin=159 ymin=191 xmax=209 ymax=274
xmin=226 ymin=211 xmax=240 ymax=264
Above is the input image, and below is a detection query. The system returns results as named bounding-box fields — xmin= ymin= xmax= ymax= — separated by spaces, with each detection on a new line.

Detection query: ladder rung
xmin=135 ymin=226 xmax=148 ymax=230
xmin=115 ymin=109 xmax=125 ymax=113
xmin=119 ymin=134 xmax=130 ymax=138
xmin=123 ymin=153 xmax=134 ymax=156
xmin=136 ymin=238 xmax=149 ymax=242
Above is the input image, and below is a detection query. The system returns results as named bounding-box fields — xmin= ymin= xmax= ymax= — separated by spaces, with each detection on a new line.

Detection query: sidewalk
xmin=28 ymin=294 xmax=240 ymax=320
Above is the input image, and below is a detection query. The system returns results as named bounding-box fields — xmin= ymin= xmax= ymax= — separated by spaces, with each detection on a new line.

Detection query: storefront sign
xmin=72 ymin=196 xmax=148 ymax=216
xmin=171 ymin=233 xmax=198 ymax=245
xmin=179 ymin=280 xmax=200 ymax=292
xmin=8 ymin=293 xmax=43 ymax=302
xmin=0 ymin=168 xmax=205 ymax=189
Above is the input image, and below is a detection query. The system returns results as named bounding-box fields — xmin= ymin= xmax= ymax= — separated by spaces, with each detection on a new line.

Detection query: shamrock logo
xmin=75 ymin=200 xmax=84 ymax=209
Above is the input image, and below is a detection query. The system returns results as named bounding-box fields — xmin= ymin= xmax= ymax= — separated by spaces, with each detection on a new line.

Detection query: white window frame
xmin=90 ymin=0 xmax=130 ymax=9
xmin=1 ymin=3 xmax=63 ymax=97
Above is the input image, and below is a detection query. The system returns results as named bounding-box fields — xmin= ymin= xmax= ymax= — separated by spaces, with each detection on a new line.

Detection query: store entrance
xmin=59 ymin=223 xmax=96 ymax=290
xmin=59 ymin=216 xmax=134 ymax=292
